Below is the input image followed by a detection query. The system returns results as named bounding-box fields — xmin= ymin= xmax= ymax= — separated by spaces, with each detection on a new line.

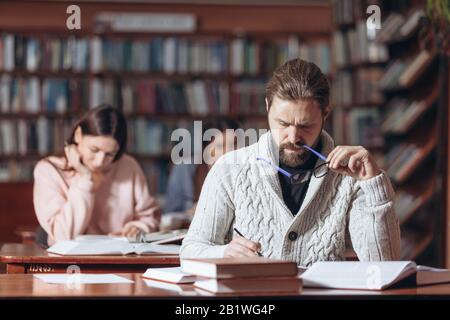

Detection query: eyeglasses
xmin=256 ymin=145 xmax=330 ymax=184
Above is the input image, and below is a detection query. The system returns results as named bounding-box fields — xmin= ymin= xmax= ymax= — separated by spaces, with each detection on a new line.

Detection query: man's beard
xmin=279 ymin=134 xmax=321 ymax=167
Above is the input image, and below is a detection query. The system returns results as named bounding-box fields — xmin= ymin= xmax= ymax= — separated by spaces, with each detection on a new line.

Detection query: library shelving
xmin=0 ymin=1 xmax=332 ymax=242
xmin=331 ymin=0 xmax=448 ymax=266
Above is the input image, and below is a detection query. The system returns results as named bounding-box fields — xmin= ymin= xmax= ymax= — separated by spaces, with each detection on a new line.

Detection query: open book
xmin=300 ymin=261 xmax=450 ymax=290
xmin=47 ymin=239 xmax=180 ymax=256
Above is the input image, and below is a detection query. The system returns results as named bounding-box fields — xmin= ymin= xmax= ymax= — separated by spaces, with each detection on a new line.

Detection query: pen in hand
xmin=233 ymin=227 xmax=263 ymax=257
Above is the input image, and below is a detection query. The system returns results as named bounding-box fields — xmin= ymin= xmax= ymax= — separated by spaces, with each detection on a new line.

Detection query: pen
xmin=301 ymin=144 xmax=328 ymax=161
xmin=233 ymin=227 xmax=263 ymax=257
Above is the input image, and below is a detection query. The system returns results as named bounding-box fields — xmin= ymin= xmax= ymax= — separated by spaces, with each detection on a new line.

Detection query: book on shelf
xmin=346 ymin=108 xmax=384 ymax=148
xmin=180 ymin=257 xmax=298 ymax=279
xmin=332 ymin=0 xmax=362 ymax=26
xmin=1 ymin=33 xmax=329 ymax=75
xmin=375 ymin=13 xmax=406 ymax=43
xmin=194 ymin=276 xmax=302 ymax=294
xmin=395 ymin=178 xmax=435 ymax=224
xmin=142 ymin=266 xmax=196 ymax=284
xmin=384 ymin=128 xmax=436 ymax=183
xmin=0 ymin=159 xmax=35 ymax=182
xmin=379 ymin=50 xmax=436 ymax=90
xmin=381 ymin=87 xmax=438 ymax=134
xmin=376 ymin=9 xmax=424 ymax=44
xmin=0 ymin=75 xmax=88 ymax=114
xmin=47 ymin=239 xmax=180 ymax=256
xmin=331 ymin=70 xmax=352 ymax=106
xmin=332 ymin=20 xmax=388 ymax=68
xmin=300 ymin=261 xmax=450 ymax=290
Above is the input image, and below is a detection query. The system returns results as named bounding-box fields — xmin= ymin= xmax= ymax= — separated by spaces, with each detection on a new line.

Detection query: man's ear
xmin=265 ymin=97 xmax=269 ymax=113
xmin=322 ymin=105 xmax=332 ymax=122
xmin=74 ymin=126 xmax=83 ymax=144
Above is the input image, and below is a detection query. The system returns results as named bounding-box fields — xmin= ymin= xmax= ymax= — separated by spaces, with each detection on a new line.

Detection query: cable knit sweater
xmin=180 ymin=130 xmax=401 ymax=266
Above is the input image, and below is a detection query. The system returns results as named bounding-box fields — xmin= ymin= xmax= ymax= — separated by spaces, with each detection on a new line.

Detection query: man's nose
xmin=287 ymin=126 xmax=302 ymax=145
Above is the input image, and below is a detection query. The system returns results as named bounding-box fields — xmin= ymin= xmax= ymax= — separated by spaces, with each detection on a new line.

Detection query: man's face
xmin=267 ymin=96 xmax=327 ymax=167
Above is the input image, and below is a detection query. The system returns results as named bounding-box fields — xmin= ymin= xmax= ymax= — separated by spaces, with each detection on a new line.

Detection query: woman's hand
xmin=65 ymin=144 xmax=104 ymax=188
xmin=64 ymin=144 xmax=91 ymax=176
xmin=121 ymin=224 xmax=142 ymax=238
xmin=224 ymin=235 xmax=261 ymax=258
xmin=326 ymin=145 xmax=382 ymax=180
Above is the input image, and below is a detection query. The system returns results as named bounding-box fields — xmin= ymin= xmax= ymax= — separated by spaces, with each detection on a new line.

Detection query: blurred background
xmin=0 ymin=0 xmax=449 ymax=267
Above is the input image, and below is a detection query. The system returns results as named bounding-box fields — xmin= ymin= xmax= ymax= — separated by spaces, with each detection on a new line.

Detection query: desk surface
xmin=0 ymin=243 xmax=180 ymax=274
xmin=1 ymin=273 xmax=450 ymax=298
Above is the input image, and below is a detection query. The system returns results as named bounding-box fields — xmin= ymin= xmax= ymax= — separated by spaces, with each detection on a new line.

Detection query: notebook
xmin=300 ymin=261 xmax=450 ymax=290
xmin=180 ymin=257 xmax=298 ymax=279
xmin=47 ymin=239 xmax=180 ymax=256
xmin=142 ymin=267 xmax=197 ymax=284
xmin=193 ymin=276 xmax=302 ymax=294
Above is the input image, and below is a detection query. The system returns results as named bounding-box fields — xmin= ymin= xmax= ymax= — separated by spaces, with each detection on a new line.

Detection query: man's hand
xmin=326 ymin=145 xmax=381 ymax=180
xmin=224 ymin=235 xmax=261 ymax=258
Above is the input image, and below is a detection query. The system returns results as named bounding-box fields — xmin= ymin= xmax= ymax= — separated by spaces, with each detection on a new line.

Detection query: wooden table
xmin=0 ymin=243 xmax=180 ymax=274
xmin=1 ymin=273 xmax=450 ymax=299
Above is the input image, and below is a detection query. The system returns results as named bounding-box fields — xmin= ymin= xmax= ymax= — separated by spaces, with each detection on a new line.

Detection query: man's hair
xmin=266 ymin=58 xmax=330 ymax=111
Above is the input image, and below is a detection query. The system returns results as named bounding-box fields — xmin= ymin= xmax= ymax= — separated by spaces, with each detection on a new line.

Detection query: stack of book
xmin=180 ymin=257 xmax=301 ymax=294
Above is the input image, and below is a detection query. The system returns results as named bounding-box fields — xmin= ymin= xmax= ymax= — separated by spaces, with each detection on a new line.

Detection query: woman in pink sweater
xmin=33 ymin=105 xmax=161 ymax=245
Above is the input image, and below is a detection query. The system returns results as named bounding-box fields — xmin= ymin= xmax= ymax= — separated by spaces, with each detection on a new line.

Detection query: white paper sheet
xmin=34 ymin=274 xmax=134 ymax=284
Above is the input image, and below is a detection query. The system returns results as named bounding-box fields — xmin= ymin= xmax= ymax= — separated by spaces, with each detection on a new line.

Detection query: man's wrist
xmin=357 ymin=171 xmax=395 ymax=206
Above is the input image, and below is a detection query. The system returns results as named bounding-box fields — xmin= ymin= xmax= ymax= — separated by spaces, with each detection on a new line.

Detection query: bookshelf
xmin=0 ymin=1 xmax=332 ymax=242
xmin=331 ymin=0 xmax=447 ymax=265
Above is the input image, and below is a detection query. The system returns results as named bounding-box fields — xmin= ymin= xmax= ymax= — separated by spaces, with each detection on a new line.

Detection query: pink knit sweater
xmin=33 ymin=154 xmax=161 ymax=245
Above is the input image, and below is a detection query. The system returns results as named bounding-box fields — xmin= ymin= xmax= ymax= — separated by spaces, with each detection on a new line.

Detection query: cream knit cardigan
xmin=180 ymin=130 xmax=401 ymax=266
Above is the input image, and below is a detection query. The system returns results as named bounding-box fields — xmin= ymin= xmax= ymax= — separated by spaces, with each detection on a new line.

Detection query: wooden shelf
xmin=396 ymin=176 xmax=436 ymax=225
xmin=335 ymin=60 xmax=387 ymax=72
xmin=0 ymin=69 xmax=273 ymax=80
xmin=339 ymin=102 xmax=384 ymax=109
xmin=0 ymin=27 xmax=330 ymax=39
xmin=381 ymin=51 xmax=438 ymax=94
xmin=382 ymin=85 xmax=439 ymax=136
xmin=393 ymin=134 xmax=437 ymax=185
xmin=0 ymin=111 xmax=268 ymax=121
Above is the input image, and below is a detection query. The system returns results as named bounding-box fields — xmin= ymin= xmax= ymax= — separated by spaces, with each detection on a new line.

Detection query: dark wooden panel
xmin=0 ymin=1 xmax=331 ymax=35
xmin=0 ymin=183 xmax=37 ymax=242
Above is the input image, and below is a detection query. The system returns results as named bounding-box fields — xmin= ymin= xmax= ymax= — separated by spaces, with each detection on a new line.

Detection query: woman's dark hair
xmin=201 ymin=117 xmax=240 ymax=150
xmin=67 ymin=104 xmax=127 ymax=161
